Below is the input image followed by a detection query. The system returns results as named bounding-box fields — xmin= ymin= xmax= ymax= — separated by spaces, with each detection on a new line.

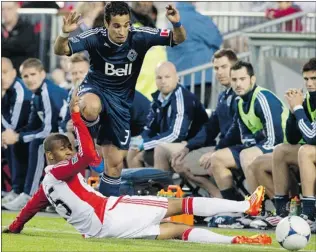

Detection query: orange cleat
xmin=232 ymin=234 xmax=272 ymax=245
xmin=245 ymin=185 xmax=265 ymax=216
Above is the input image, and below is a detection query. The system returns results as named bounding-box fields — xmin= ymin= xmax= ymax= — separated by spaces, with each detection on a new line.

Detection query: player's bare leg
xmin=272 ymin=143 xmax=300 ymax=216
xmin=157 ymin=187 xmax=271 ymax=245
xmin=98 ymin=144 xmax=127 ymax=196
xmin=209 ymin=148 xmax=243 ymax=200
xmin=249 ymin=153 xmax=274 ymax=198
xmin=298 ymin=144 xmax=316 ymax=222
xmin=126 ymin=149 xmax=144 ymax=168
xmin=78 ymin=93 xmax=102 ymax=138
xmin=239 ymin=147 xmax=263 ymax=194
xmin=154 ymin=143 xmax=185 ymax=171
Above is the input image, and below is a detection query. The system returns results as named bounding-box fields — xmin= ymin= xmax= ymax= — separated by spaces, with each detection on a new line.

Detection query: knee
xmin=154 ymin=144 xmax=169 ymax=160
xmin=79 ymin=93 xmax=102 ymax=120
xmin=239 ymin=150 xmax=254 ymax=170
xmin=298 ymin=145 xmax=315 ymax=160
xmin=273 ymin=143 xmax=290 ymax=160
xmin=209 ymin=152 xmax=223 ymax=174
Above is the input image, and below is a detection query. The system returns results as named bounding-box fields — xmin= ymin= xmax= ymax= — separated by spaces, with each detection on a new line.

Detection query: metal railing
xmin=223 ymin=11 xmax=316 ymax=52
xmin=200 ymin=11 xmax=267 ymax=35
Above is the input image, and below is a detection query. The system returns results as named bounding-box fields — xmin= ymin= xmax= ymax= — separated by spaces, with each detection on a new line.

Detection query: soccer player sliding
xmin=3 ymin=91 xmax=271 ymax=245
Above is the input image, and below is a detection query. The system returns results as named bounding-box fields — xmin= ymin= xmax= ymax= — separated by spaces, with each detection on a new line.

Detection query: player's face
xmin=155 ymin=66 xmax=178 ymax=96
xmin=21 ymin=67 xmax=46 ymax=92
xmin=231 ymin=67 xmax=256 ymax=96
xmin=1 ymin=59 xmax=16 ymax=91
xmin=303 ymin=70 xmax=316 ymax=92
xmin=105 ymin=14 xmax=130 ymax=44
xmin=1 ymin=2 xmax=18 ymax=24
xmin=71 ymin=61 xmax=89 ymax=86
xmin=49 ymin=139 xmax=74 ymax=163
xmin=213 ymin=56 xmax=234 ymax=87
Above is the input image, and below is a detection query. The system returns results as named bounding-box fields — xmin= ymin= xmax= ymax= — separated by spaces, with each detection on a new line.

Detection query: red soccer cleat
xmin=232 ymin=234 xmax=272 ymax=245
xmin=245 ymin=185 xmax=265 ymax=216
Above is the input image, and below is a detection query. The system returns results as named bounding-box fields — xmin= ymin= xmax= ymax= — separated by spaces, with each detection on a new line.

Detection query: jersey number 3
xmin=47 ymin=187 xmax=72 ymax=216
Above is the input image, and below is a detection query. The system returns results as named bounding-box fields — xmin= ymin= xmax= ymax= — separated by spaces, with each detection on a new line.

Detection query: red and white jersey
xmin=8 ymin=112 xmax=103 ymax=235
xmin=42 ymin=167 xmax=107 ymax=237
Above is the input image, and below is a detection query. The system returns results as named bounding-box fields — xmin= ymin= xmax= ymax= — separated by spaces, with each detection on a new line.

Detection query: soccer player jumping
xmin=3 ymin=93 xmax=271 ymax=245
xmin=54 ymin=2 xmax=186 ymax=197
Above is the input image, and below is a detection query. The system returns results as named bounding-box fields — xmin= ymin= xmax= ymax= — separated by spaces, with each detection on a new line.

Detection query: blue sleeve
xmin=18 ymin=89 xmax=53 ymax=143
xmin=293 ymin=106 xmax=316 ymax=145
xmin=254 ymin=92 xmax=287 ymax=154
xmin=286 ymin=113 xmax=302 ymax=144
xmin=68 ymin=28 xmax=100 ymax=55
xmin=143 ymin=90 xmax=192 ymax=150
xmin=136 ymin=27 xmax=174 ymax=50
xmin=186 ymin=109 xmax=219 ymax=151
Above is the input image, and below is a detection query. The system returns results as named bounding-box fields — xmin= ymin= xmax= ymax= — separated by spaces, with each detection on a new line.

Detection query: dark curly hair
xmin=104 ymin=2 xmax=130 ymax=24
xmin=302 ymin=58 xmax=316 ymax=73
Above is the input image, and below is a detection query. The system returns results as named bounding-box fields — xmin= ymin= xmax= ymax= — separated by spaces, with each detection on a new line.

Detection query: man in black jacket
xmin=1 ymin=2 xmax=37 ymax=73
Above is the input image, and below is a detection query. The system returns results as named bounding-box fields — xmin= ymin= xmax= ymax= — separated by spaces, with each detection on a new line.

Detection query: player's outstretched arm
xmin=165 ymin=4 xmax=186 ymax=44
xmin=54 ymin=11 xmax=81 ymax=56
xmin=49 ymin=91 xmax=100 ymax=180
xmin=2 ymin=185 xmax=49 ymax=234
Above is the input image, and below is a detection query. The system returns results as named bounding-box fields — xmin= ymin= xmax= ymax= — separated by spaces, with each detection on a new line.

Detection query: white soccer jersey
xmin=42 ymin=168 xmax=107 ymax=237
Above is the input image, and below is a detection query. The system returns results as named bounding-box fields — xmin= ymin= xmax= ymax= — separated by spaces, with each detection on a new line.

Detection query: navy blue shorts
xmin=228 ymin=145 xmax=247 ymax=169
xmin=77 ymin=83 xmax=131 ymax=150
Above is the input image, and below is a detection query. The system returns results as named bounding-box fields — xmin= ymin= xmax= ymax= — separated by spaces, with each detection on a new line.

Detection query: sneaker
xmin=2 ymin=190 xmax=18 ymax=205
xmin=300 ymin=214 xmax=316 ymax=234
xmin=245 ymin=186 xmax=265 ymax=216
xmin=2 ymin=193 xmax=31 ymax=211
xmin=232 ymin=234 xmax=272 ymax=245
xmin=250 ymin=212 xmax=283 ymax=229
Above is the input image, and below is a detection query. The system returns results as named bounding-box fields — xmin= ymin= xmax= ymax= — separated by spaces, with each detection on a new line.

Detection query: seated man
xmin=3 ymin=92 xmax=271 ymax=246
xmin=154 ymin=49 xmax=240 ymax=198
xmin=272 ymin=58 xmax=316 ymax=231
xmin=208 ymin=61 xmax=289 ymax=201
xmin=2 ymin=58 xmax=68 ymax=211
xmin=127 ymin=61 xmax=208 ymax=168
xmin=1 ymin=58 xmax=32 ymax=204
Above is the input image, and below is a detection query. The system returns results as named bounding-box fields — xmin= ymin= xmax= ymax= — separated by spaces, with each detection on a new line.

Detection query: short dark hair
xmin=302 ymin=58 xmax=316 ymax=73
xmin=44 ymin=133 xmax=70 ymax=152
xmin=104 ymin=2 xmax=130 ymax=24
xmin=230 ymin=60 xmax=255 ymax=77
xmin=213 ymin=49 xmax=238 ymax=63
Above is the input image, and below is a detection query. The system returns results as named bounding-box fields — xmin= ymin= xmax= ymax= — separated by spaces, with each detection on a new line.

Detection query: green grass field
xmin=2 ymin=212 xmax=316 ymax=252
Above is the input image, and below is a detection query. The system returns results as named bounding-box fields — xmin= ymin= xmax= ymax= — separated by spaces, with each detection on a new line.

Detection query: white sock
xmin=182 ymin=197 xmax=250 ymax=216
xmin=182 ymin=228 xmax=233 ymax=244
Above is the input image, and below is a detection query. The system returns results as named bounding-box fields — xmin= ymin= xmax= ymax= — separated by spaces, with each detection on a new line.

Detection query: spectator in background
xmin=131 ymin=2 xmax=156 ymax=28
xmin=266 ymin=1 xmax=303 ymax=32
xmin=59 ymin=56 xmax=72 ymax=83
xmin=70 ymin=2 xmax=104 ymax=37
xmin=1 ymin=58 xmax=32 ymax=205
xmin=1 ymin=2 xmax=38 ymax=74
xmin=51 ymin=68 xmax=72 ymax=90
xmin=2 ymin=58 xmax=68 ymax=211
xmin=166 ymin=2 xmax=223 ymax=107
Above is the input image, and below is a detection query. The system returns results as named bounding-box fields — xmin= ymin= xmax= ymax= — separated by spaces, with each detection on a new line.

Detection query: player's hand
xmin=69 ymin=88 xmax=80 ymax=113
xmin=199 ymin=152 xmax=213 ymax=171
xmin=2 ymin=129 xmax=19 ymax=146
xmin=165 ymin=4 xmax=180 ymax=24
xmin=62 ymin=11 xmax=81 ymax=33
xmin=285 ymin=88 xmax=304 ymax=113
xmin=171 ymin=147 xmax=189 ymax=167
xmin=66 ymin=120 xmax=74 ymax=132
xmin=2 ymin=226 xmax=19 ymax=234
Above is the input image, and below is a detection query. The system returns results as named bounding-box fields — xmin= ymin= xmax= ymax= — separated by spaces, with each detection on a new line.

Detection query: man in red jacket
xmin=266 ymin=2 xmax=303 ymax=32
